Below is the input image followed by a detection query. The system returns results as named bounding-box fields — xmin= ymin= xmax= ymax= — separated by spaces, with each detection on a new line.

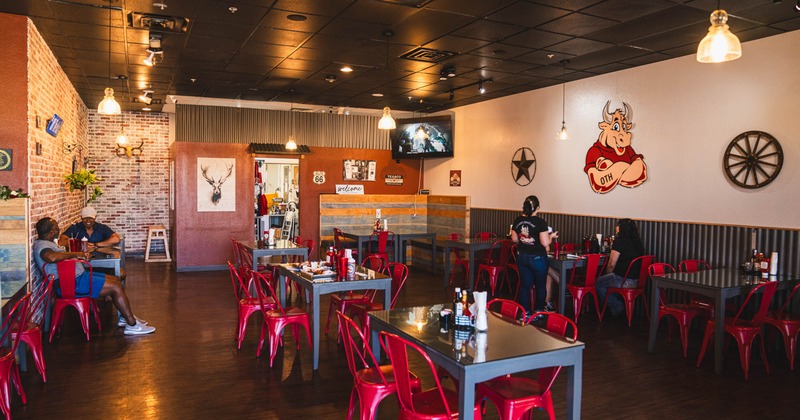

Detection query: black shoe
xmin=544 ymin=301 xmax=555 ymax=312
xmin=528 ymin=313 xmax=545 ymax=323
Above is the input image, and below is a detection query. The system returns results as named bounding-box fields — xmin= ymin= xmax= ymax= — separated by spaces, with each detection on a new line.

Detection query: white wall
xmin=425 ymin=30 xmax=800 ymax=229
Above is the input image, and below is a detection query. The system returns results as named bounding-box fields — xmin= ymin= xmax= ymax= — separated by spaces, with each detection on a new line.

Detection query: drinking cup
xmin=439 ymin=309 xmax=452 ymax=333
xmin=310 ymin=261 xmax=318 ymax=269
xmin=69 ymin=238 xmax=81 ymax=252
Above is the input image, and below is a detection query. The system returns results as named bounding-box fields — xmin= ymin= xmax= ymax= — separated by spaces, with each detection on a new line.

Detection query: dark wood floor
xmin=10 ymin=259 xmax=799 ymax=419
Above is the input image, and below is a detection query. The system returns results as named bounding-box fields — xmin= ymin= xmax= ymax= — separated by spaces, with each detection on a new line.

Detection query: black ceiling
xmin=3 ymin=0 xmax=798 ymax=113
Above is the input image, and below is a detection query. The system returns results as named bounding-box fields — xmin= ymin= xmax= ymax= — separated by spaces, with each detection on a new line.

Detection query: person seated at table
xmin=595 ymin=218 xmax=645 ymax=317
xmin=33 ymin=217 xmax=155 ymax=335
xmin=58 ymin=206 xmax=120 ymax=250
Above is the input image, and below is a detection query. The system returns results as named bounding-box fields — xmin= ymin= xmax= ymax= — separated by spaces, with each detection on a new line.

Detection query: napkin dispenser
xmin=472 ymin=291 xmax=488 ymax=331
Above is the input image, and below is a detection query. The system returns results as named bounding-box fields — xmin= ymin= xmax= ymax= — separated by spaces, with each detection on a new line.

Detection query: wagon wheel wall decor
xmin=723 ymin=131 xmax=783 ymax=189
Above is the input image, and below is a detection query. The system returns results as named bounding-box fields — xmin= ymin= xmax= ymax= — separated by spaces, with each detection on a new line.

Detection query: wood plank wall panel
xmin=427 ymin=195 xmax=469 ymax=239
xmin=471 ymin=208 xmax=799 ymax=276
xmin=175 ymin=105 xmax=388 ymax=149
xmin=319 ymin=194 xmax=429 ymax=243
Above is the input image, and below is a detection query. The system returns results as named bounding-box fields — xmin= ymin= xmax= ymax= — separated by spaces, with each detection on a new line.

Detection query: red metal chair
xmin=334 ymin=228 xmax=359 ymax=260
xmin=47 ymin=259 xmax=102 ymax=342
xmin=338 ymin=311 xmax=421 ymax=420
xmin=228 ymin=262 xmax=275 ymax=350
xmin=236 ymin=240 xmax=268 ymax=277
xmin=367 ymin=230 xmax=394 ymax=266
xmin=696 ymin=281 xmax=778 ymax=380
xmin=560 ymin=243 xmax=577 ymax=253
xmin=349 ymin=262 xmax=409 ymax=338
xmin=602 ymin=255 xmax=655 ymax=327
xmin=474 ymin=231 xmax=498 ymax=241
xmin=488 ymin=298 xmax=526 ymax=322
xmin=476 ymin=239 xmax=513 ymax=295
xmin=447 ymin=233 xmax=470 ymax=287
xmin=324 ymin=254 xmax=386 ymax=342
xmin=11 ymin=276 xmax=54 ymax=383
xmin=477 ymin=312 xmax=578 ymax=420
xmin=506 ymin=244 xmax=521 ymax=299
xmin=764 ymin=282 xmax=800 ymax=370
xmin=380 ymin=331 xmax=482 ymax=419
xmin=0 ymin=294 xmax=31 ymax=418
xmin=679 ymin=259 xmax=714 ymax=317
xmin=650 ymin=263 xmax=705 ymax=358
xmin=253 ymin=271 xmax=312 ymax=367
xmin=565 ymin=253 xmax=607 ymax=323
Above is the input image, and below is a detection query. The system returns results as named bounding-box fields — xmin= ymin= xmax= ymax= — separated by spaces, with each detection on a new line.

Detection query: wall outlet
xmin=376 ymin=209 xmax=381 ymax=218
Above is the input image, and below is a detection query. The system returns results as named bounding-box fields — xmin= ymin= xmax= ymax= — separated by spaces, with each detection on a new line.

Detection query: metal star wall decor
xmin=511 ymin=147 xmax=536 ymax=186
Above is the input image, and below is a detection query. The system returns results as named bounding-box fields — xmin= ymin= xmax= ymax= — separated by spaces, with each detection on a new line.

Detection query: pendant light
xmin=285 ymin=104 xmax=298 ymax=150
xmin=556 ymin=60 xmax=569 ymax=141
xmin=97 ymin=1 xmax=121 ymax=114
xmin=696 ymin=2 xmax=742 ymax=63
xmin=378 ymin=30 xmax=396 ymax=130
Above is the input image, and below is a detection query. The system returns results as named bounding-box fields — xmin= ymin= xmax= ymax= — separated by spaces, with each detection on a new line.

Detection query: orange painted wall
xmin=171 ymin=142 xmax=254 ymax=270
xmin=299 ymin=147 xmax=421 ymax=256
xmin=0 ymin=14 xmax=28 ymax=188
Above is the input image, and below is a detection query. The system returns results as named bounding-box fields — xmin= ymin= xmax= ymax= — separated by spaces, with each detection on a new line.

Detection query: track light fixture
xmin=478 ymin=81 xmax=486 ymax=94
xmin=139 ymin=90 xmax=153 ymax=105
xmin=439 ymin=65 xmax=456 ymax=81
xmin=449 ymin=90 xmax=454 ymax=101
xmin=144 ymin=33 xmax=164 ymax=66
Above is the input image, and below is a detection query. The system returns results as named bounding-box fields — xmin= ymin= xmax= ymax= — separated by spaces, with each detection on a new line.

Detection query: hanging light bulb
xmin=97 ymin=1 xmax=121 ymax=115
xmin=98 ymin=87 xmax=121 ymax=115
xmin=696 ymin=8 xmax=742 ymax=63
xmin=285 ymin=134 xmax=298 ymax=150
xmin=116 ymin=126 xmax=128 ymax=146
xmin=556 ymin=60 xmax=569 ymax=140
xmin=378 ymin=107 xmax=396 ymax=130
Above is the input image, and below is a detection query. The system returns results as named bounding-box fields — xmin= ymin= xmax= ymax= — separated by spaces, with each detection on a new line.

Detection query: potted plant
xmin=64 ymin=168 xmax=103 ymax=203
xmin=0 ymin=185 xmax=29 ymax=200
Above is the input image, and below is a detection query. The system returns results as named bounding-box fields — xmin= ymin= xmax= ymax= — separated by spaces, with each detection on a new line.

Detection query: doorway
xmin=255 ymin=158 xmax=299 ymax=241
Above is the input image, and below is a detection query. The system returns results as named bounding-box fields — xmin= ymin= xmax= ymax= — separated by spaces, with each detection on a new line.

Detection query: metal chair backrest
xmin=0 ymin=294 xmax=31 ymax=360
xmin=731 ymin=281 xmax=778 ymax=326
xmin=386 ymin=262 xmax=409 ymax=309
xmin=648 ymin=262 xmax=676 ymax=306
xmin=47 ymin=259 xmax=94 ymax=298
xmin=776 ymin=282 xmax=800 ymax=317
xmin=561 ymin=243 xmax=577 ymax=252
xmin=623 ymin=255 xmax=655 ymax=289
xmin=29 ymin=275 xmax=55 ymax=326
xmin=381 ymin=331 xmax=454 ymax=418
xmin=369 ymin=230 xmax=394 ymax=254
xmin=230 ymin=238 xmax=243 ymax=269
xmin=361 ymin=254 xmax=386 ymax=273
xmin=337 ymin=311 xmax=387 ymax=384
xmin=679 ymin=259 xmax=710 ymax=273
xmin=253 ymin=270 xmax=286 ymax=316
xmin=568 ymin=253 xmax=607 ymax=288
xmin=228 ymin=261 xmax=253 ymax=301
xmin=488 ymin=298 xmax=525 ymax=320
xmin=303 ymin=239 xmax=317 ymax=261
xmin=236 ymin=241 xmax=254 ymax=275
xmin=474 ymin=231 xmax=498 ymax=241
xmin=525 ymin=312 xmax=578 ymax=392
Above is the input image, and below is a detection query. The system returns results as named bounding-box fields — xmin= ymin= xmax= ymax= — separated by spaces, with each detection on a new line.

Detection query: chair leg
xmin=347 ymin=386 xmax=357 ymax=420
xmin=325 ymin=299 xmax=337 ymax=335
xmin=11 ymin=363 xmax=26 ymax=405
xmin=22 ymin=333 xmax=47 ymax=383
xmin=757 ymin=334 xmax=770 ymax=376
xmin=696 ymin=324 xmax=714 ymax=368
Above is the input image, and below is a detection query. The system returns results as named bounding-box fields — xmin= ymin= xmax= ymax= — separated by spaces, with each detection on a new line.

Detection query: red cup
xmin=338 ymin=256 xmax=348 ymax=281
xmin=69 ymin=238 xmax=81 ymax=252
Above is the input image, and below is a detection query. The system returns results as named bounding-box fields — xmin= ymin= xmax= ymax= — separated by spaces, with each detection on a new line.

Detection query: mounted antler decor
xmin=116 ymin=137 xmax=144 ymax=158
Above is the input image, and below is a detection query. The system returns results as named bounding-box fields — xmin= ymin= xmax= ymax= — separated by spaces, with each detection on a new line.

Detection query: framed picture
xmin=343 ymin=159 xmax=376 ymax=181
xmin=197 ymin=157 xmax=236 ymax=212
xmin=450 ymin=170 xmax=461 ymax=187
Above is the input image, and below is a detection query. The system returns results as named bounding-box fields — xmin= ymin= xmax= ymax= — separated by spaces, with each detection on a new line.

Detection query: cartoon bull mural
xmin=584 ymin=101 xmax=647 ymax=193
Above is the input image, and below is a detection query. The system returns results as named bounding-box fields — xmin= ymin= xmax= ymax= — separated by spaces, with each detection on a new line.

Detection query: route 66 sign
xmin=313 ymin=171 xmax=326 ymax=185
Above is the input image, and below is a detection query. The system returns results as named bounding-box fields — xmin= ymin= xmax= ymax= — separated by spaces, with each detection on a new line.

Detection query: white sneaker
xmin=118 ymin=315 xmax=148 ymax=327
xmin=124 ymin=321 xmax=156 ymax=335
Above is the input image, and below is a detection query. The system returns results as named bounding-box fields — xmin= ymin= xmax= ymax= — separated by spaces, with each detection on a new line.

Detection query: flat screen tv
xmin=390 ymin=115 xmax=453 ymax=159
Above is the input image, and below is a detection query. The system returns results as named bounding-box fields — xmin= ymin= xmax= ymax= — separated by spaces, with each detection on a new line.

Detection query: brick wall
xmin=25 ymin=18 xmax=89 ymax=233
xmin=87 ymin=111 xmax=171 ymax=253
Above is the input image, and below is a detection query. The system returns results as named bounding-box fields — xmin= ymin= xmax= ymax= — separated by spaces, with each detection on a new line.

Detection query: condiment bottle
xmin=462 ymin=290 xmax=471 ymax=317
xmin=454 ymin=287 xmax=463 ymax=317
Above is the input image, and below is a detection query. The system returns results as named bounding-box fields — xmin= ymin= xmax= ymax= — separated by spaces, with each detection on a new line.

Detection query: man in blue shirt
xmin=58 ymin=206 xmax=120 ymax=250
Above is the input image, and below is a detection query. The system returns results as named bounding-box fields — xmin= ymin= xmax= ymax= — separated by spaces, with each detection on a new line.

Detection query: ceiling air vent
xmin=375 ymin=0 xmax=433 ymax=7
xmin=128 ymin=12 xmax=189 ymax=33
xmin=400 ymin=47 xmax=457 ymax=63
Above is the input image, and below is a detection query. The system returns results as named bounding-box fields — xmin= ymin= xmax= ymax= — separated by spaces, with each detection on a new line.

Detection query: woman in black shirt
xmin=511 ymin=195 xmax=558 ymax=319
xmin=596 ymin=218 xmax=645 ymax=317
